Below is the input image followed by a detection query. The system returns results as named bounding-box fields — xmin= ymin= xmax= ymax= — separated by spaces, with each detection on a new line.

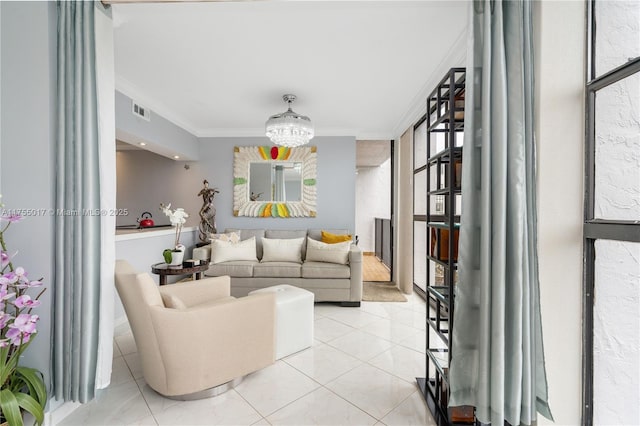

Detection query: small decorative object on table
xmin=160 ymin=203 xmax=188 ymax=267
xmin=197 ymin=180 xmax=219 ymax=243
xmin=0 ymin=195 xmax=47 ymax=426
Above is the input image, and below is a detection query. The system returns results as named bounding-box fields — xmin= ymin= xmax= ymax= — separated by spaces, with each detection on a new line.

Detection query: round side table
xmin=151 ymin=262 xmax=209 ymax=286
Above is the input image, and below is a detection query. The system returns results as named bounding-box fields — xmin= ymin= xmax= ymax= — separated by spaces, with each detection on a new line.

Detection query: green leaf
xmin=233 ymin=177 xmax=247 ymax=185
xmin=0 ymin=389 xmax=24 ymax=426
xmin=15 ymin=367 xmax=46 ymax=407
xmin=163 ymin=249 xmax=172 ymax=263
xmin=15 ymin=393 xmax=44 ymax=426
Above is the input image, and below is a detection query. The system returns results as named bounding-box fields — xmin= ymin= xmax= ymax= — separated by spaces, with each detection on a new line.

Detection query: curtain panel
xmin=449 ymin=1 xmax=553 ymax=425
xmin=52 ymin=0 xmax=102 ymax=403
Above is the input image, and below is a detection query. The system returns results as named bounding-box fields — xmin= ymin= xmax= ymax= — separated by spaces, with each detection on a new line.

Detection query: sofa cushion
xmin=211 ymin=237 xmax=258 ymax=264
xmin=261 ymin=237 xmax=305 ymax=263
xmin=265 ymin=229 xmax=308 ymax=260
xmin=308 ymin=229 xmax=350 ymax=242
xmin=162 ymin=293 xmax=188 ymax=309
xmin=302 ymin=261 xmax=351 ymax=279
xmin=253 ymin=262 xmax=301 ymax=278
xmin=226 ymin=229 xmax=265 ymax=258
xmin=321 ymin=230 xmax=353 ymax=244
xmin=305 ymin=238 xmax=351 ymax=265
xmin=207 ymin=260 xmax=258 ymax=278
xmin=209 ymin=231 xmax=240 ymax=244
xmin=265 ymin=229 xmax=307 ymax=240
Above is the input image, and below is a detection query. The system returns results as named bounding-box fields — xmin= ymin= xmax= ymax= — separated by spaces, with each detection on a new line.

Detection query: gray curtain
xmin=52 ymin=0 xmax=101 ymax=403
xmin=448 ymin=1 xmax=553 ymax=424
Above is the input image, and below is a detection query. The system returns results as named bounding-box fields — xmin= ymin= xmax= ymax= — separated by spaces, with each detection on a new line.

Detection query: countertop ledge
xmin=115 ymin=226 xmax=198 ymax=242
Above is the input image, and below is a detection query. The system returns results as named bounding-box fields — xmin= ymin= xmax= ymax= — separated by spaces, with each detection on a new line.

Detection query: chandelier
xmin=265 ymin=94 xmax=314 ymax=147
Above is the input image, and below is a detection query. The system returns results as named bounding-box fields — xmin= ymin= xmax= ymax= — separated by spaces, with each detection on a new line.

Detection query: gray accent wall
xmin=116 ymin=150 xmax=210 ymax=228
xmin=115 ymin=90 xmax=199 ymax=160
xmin=199 ymin=136 xmax=357 ymax=233
xmin=0 ymin=0 xmax=57 ymax=394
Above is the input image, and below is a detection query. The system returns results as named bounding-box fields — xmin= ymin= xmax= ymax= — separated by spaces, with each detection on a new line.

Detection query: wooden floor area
xmin=363 ymin=254 xmax=391 ymax=282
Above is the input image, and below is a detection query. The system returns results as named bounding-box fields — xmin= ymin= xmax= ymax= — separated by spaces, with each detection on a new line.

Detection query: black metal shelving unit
xmin=417 ymin=68 xmax=474 ymax=425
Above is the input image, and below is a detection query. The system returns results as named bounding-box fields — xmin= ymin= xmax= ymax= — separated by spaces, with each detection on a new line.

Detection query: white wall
xmin=355 ymin=159 xmax=391 ymax=253
xmin=535 ymin=1 xmax=585 ymax=424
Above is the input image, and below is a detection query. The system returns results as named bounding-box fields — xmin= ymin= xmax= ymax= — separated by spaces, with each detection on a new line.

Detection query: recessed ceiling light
xmin=174 ymin=155 xmax=180 ymax=159
xmin=139 ymin=142 xmax=146 ymax=146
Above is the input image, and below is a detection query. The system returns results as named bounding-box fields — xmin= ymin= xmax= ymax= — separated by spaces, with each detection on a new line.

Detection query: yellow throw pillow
xmin=321 ymin=230 xmax=352 ymax=244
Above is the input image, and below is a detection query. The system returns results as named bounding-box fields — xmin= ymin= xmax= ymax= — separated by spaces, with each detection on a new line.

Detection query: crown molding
xmin=391 ymin=25 xmax=468 ymax=139
xmin=115 ymin=75 xmax=202 ymax=137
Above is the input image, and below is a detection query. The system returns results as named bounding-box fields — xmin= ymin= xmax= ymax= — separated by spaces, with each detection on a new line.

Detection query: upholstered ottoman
xmin=249 ymin=284 xmax=314 ymax=359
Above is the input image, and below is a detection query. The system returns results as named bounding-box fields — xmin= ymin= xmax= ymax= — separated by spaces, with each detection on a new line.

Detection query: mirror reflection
xmin=249 ymin=162 xmax=302 ymax=202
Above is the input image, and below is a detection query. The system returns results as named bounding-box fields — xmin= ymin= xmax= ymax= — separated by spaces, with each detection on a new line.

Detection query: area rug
xmin=362 ymin=281 xmax=407 ymax=302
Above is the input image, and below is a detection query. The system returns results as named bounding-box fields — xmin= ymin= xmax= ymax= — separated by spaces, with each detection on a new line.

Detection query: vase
xmin=169 ymin=250 xmax=184 ymax=266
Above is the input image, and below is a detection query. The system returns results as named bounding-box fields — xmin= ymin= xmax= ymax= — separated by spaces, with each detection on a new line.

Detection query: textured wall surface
xmin=592 ymin=1 xmax=640 ymax=423
xmin=593 ymin=240 xmax=640 ymax=425
xmin=355 ymin=159 xmax=391 ymax=252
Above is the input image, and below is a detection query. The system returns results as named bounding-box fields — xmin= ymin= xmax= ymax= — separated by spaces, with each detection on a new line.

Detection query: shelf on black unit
xmin=429 ymin=187 xmax=462 ymax=196
xmin=427 ymin=348 xmax=450 ymax=382
xmin=427 ymin=286 xmax=450 ymax=306
xmin=427 ymin=255 xmax=458 ymax=270
xmin=428 ymin=146 xmax=463 ymax=164
xmin=427 ymin=117 xmax=465 ymax=133
xmin=427 ymin=221 xmax=461 ymax=230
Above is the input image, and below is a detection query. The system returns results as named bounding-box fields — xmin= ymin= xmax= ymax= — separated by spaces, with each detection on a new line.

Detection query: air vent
xmin=132 ymin=100 xmax=151 ymax=121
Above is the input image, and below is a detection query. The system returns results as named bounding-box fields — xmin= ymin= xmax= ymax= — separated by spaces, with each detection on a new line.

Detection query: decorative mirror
xmin=233 ymin=146 xmax=317 ymax=217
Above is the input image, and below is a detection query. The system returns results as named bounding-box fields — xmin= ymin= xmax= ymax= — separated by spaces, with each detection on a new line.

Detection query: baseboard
xmin=45 ymin=400 xmax=82 ymax=426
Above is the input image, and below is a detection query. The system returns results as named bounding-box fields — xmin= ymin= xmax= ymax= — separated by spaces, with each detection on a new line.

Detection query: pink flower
xmin=7 ymin=313 xmax=38 ymax=346
xmin=13 ymin=295 xmax=40 ymax=309
xmin=0 ymin=339 xmax=9 ymax=348
xmin=0 ymin=311 xmax=13 ymax=328
xmin=6 ymin=328 xmax=31 ymax=346
xmin=0 ymin=214 xmax=22 ymax=223
xmin=1 ymin=271 xmax=18 ymax=284
xmin=0 ymin=287 xmax=15 ymax=302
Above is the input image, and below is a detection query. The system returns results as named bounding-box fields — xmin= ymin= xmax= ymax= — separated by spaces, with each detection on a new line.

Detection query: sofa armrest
xmin=159 ymin=275 xmax=230 ymax=308
xmin=193 ymin=245 xmax=211 ymax=263
xmin=148 ymin=292 xmax=276 ymax=396
xmin=348 ymin=244 xmax=363 ymax=302
xmin=349 ymin=243 xmax=362 ymax=264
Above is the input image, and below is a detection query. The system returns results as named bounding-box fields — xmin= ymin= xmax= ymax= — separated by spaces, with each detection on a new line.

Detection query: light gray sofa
xmin=192 ymin=229 xmax=363 ymax=307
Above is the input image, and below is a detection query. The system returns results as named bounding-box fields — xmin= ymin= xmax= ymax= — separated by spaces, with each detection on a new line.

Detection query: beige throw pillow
xmin=305 ymin=237 xmax=351 ymax=265
xmin=261 ymin=237 xmax=305 ymax=263
xmin=209 ymin=232 xmax=241 ymax=244
xmin=211 ymin=236 xmax=258 ymax=264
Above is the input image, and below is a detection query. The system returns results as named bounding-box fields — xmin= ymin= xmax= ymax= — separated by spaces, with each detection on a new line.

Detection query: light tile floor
xmin=58 ymin=293 xmax=436 ymax=426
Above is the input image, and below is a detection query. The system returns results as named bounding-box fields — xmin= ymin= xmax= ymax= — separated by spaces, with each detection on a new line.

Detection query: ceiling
xmin=112 ymin=1 xmax=468 ymax=141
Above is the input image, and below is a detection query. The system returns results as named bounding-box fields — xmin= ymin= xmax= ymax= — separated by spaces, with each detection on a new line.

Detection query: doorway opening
xmin=355 ymin=140 xmax=393 ymax=282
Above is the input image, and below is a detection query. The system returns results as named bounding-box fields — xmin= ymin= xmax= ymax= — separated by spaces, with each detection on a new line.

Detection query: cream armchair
xmin=114 ymin=260 xmax=276 ymax=399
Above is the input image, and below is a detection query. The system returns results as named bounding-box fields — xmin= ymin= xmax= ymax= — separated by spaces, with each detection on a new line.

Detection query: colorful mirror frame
xmin=233 ymin=146 xmax=317 ymax=217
